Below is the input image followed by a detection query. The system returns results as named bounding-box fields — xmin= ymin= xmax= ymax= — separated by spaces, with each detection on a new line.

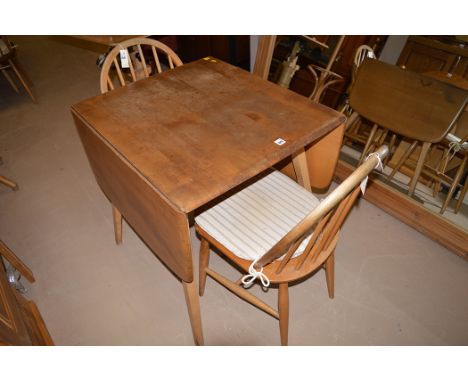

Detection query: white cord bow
xmin=241 ymin=258 xmax=270 ymax=288
xmin=361 ymin=152 xmax=384 ymax=194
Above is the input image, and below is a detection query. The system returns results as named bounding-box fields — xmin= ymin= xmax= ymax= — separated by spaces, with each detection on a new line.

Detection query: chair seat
xmin=195 ymin=170 xmax=320 ymax=262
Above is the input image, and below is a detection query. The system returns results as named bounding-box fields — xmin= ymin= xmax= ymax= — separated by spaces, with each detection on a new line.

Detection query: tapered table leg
xmin=183 ymin=280 xmax=204 ymax=345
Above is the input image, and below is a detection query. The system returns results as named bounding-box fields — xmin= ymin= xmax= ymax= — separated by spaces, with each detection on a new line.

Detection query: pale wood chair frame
xmin=421 ymin=134 xmax=468 ymax=214
xmin=99 ymin=37 xmax=183 ymax=245
xmin=0 ymin=36 xmax=36 ymax=103
xmin=99 ymin=37 xmax=183 ymax=94
xmin=197 ymin=146 xmax=389 ymax=345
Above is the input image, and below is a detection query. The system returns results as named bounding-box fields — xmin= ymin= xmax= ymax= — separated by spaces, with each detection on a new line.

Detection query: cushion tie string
xmin=361 ymin=152 xmax=384 ymax=194
xmin=241 ymin=258 xmax=270 ymax=288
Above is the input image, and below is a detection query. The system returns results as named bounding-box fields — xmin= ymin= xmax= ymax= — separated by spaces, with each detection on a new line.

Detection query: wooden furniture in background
xmin=397 ymin=36 xmax=468 ymax=79
xmin=99 ymin=37 xmax=183 ymax=244
xmin=350 ymin=59 xmax=467 ymax=196
xmin=99 ymin=37 xmax=182 ymax=94
xmin=0 ymin=36 xmax=36 ymax=103
xmin=267 ymin=36 xmax=387 ymax=109
xmin=196 ymin=146 xmax=388 ymax=345
xmin=0 ymin=156 xmax=18 ymax=191
xmin=72 ymin=58 xmax=345 ymax=345
xmin=254 ymin=36 xmax=468 ymax=259
xmin=334 ymin=160 xmax=468 ymax=257
xmin=0 ymin=241 xmax=53 ymax=345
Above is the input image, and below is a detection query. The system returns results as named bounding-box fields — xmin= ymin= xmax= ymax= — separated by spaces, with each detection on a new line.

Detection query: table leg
xmin=292 ymin=148 xmax=312 ymax=192
xmin=183 ymin=280 xmax=204 ymax=345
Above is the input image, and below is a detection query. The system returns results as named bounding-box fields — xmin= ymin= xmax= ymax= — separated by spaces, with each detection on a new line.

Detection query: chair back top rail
xmin=100 ymin=37 xmax=183 ymax=94
xmin=256 ymin=145 xmax=389 ymax=268
xmin=350 ymin=59 xmax=468 ymax=143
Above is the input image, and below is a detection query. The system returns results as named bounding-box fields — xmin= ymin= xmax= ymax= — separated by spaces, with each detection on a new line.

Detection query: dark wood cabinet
xmin=397 ymin=36 xmax=468 ymax=78
xmin=174 ymin=36 xmax=250 ymax=70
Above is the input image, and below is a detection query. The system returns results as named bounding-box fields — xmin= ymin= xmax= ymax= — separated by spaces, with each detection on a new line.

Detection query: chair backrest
xmin=352 ymin=44 xmax=375 ymax=82
xmin=99 ymin=37 xmax=183 ymax=94
xmin=255 ymin=145 xmax=389 ymax=270
xmin=350 ymin=59 xmax=468 ymax=143
xmin=0 ymin=36 xmax=15 ymax=61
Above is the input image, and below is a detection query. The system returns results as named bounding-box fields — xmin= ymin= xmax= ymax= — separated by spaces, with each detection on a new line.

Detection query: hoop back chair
xmin=343 ymin=45 xmax=377 ymax=148
xmin=99 ymin=37 xmax=183 ymax=94
xmin=195 ymin=146 xmax=389 ymax=345
xmin=422 ymin=110 xmax=468 ymax=214
xmin=0 ymin=36 xmax=36 ymax=102
xmin=350 ymin=59 xmax=468 ymax=196
xmin=99 ymin=37 xmax=183 ymax=244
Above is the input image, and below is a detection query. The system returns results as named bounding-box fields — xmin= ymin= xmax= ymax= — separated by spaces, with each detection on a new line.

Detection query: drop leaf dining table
xmin=71 ymin=57 xmax=345 ymax=345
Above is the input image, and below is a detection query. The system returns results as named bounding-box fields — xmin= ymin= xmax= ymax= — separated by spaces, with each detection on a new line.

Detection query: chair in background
xmin=0 ymin=36 xmax=36 ymax=103
xmin=196 ymin=146 xmax=388 ymax=345
xmin=422 ymin=110 xmax=468 ymax=214
xmin=0 ymin=157 xmax=18 ymax=191
xmin=99 ymin=37 xmax=182 ymax=94
xmin=99 ymin=37 xmax=183 ymax=245
xmin=342 ymin=45 xmax=379 ymax=150
xmin=350 ymin=59 xmax=467 ymax=196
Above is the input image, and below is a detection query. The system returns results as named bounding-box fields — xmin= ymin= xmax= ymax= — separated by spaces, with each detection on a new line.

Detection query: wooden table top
xmin=72 ymin=58 xmax=345 ymax=213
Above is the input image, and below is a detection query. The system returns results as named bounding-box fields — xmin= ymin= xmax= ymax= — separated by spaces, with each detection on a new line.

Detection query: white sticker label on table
xmin=274 ymin=138 xmax=286 ymax=146
xmin=120 ymin=50 xmax=129 ymax=68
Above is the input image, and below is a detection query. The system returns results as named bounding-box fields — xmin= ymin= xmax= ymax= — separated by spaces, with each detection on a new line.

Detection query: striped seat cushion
xmin=195 ymin=170 xmax=320 ymax=262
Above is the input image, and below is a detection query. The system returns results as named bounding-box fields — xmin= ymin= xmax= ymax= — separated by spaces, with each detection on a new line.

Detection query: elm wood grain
xmin=73 ymin=114 xmax=194 ymax=283
xmin=335 ymin=160 xmax=468 ymax=259
xmin=72 ymin=58 xmax=345 ymax=345
xmin=73 ymin=59 xmax=345 ymax=213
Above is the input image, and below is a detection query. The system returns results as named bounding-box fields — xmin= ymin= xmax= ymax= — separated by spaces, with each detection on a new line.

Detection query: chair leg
xmin=441 ymin=156 xmax=467 ymax=214
xmin=386 ymin=140 xmax=418 ymax=183
xmin=1 ymin=69 xmax=20 ymax=93
xmin=325 ymin=252 xmax=335 ymax=299
xmin=182 ymin=280 xmax=204 ymax=346
xmin=455 ymin=170 xmax=468 ymax=213
xmin=358 ymin=124 xmax=378 ymax=165
xmin=278 ymin=283 xmax=289 ymax=346
xmin=199 ymin=238 xmax=210 ymax=296
xmin=0 ymin=174 xmax=19 ymax=191
xmin=8 ymin=59 xmax=36 ymax=103
xmin=408 ymin=142 xmax=431 ymax=196
xmin=112 ymin=205 xmax=122 ymax=245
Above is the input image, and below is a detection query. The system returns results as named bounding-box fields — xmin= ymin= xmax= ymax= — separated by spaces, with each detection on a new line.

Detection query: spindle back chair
xmin=196 ymin=146 xmax=389 ymax=345
xmin=0 ymin=36 xmax=36 ymax=102
xmin=99 ymin=37 xmax=183 ymax=245
xmin=99 ymin=37 xmax=183 ymax=94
